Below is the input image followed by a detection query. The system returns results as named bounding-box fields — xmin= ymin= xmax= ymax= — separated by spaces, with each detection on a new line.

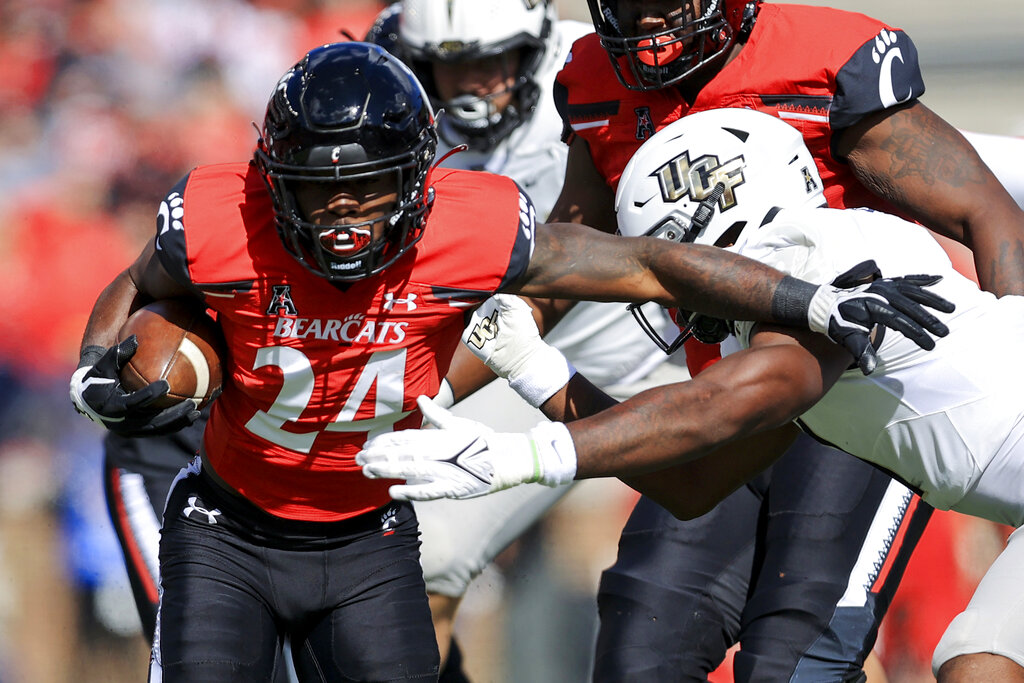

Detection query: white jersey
xmin=962 ymin=130 xmax=1024 ymax=208
xmin=435 ymin=19 xmax=672 ymax=387
xmin=731 ymin=207 xmax=1024 ymax=526
xmin=411 ymin=23 xmax=678 ymax=601
xmin=433 ymin=20 xmax=589 ymax=214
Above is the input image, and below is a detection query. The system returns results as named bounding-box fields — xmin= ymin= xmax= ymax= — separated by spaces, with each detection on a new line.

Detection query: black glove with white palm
xmin=358 ymin=395 xmax=577 ymax=501
xmin=69 ymin=338 xmax=200 ymax=437
xmin=801 ymin=260 xmax=954 ymax=374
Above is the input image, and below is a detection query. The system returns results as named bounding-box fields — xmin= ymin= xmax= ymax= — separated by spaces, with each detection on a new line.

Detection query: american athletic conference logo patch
xmin=635 ymin=107 xmax=655 ymax=140
xmin=266 ymin=284 xmax=299 ymax=316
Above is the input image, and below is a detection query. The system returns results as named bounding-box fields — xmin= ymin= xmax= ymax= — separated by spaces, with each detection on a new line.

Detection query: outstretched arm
xmin=510 ymin=223 xmax=952 ymax=374
xmin=838 ymin=100 xmax=1024 ymax=296
xmin=358 ymin=325 xmax=851 ymax=504
xmin=620 ymin=425 xmax=801 ymax=520
xmin=512 ymin=222 xmax=790 ymax=318
xmin=567 ymin=325 xmax=845 ymax=477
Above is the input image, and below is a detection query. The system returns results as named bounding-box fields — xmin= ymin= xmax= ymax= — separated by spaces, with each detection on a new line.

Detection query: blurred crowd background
xmin=0 ymin=1 xmax=1020 ymax=682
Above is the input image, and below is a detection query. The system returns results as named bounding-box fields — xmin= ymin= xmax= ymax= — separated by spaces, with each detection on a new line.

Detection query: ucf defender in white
xmin=360 ymin=109 xmax=1024 ymax=681
xmin=368 ymin=0 xmax=681 ymax=666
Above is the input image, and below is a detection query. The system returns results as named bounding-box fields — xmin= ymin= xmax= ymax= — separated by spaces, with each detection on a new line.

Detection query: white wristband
xmin=507 ymin=344 xmax=577 ymax=409
xmin=526 ymin=420 xmax=578 ymax=487
xmin=806 ymin=284 xmax=839 ymax=335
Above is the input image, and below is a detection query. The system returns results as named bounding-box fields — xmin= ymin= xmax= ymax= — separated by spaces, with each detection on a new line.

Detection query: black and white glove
xmin=462 ymin=294 xmax=575 ymax=407
xmin=806 ymin=260 xmax=954 ymax=375
xmin=358 ymin=395 xmax=577 ymax=501
xmin=69 ymin=337 xmax=200 ymax=437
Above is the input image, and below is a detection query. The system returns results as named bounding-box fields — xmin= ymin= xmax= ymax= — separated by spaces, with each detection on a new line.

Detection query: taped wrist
xmin=78 ymin=345 xmax=106 ymax=369
xmin=770 ymin=276 xmax=820 ymax=329
xmin=526 ymin=421 xmax=578 ymax=487
xmin=507 ymin=345 xmax=577 ymax=409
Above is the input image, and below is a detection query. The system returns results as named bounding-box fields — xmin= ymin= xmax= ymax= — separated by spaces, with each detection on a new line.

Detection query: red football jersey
xmin=554 ymin=4 xmax=926 ymax=374
xmin=155 ymin=162 xmax=535 ymax=521
xmin=555 ymin=3 xmax=924 ymax=211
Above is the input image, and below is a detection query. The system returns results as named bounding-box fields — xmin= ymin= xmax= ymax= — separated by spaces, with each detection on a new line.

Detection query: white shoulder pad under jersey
xmin=733 ymin=207 xmax=1024 ymax=526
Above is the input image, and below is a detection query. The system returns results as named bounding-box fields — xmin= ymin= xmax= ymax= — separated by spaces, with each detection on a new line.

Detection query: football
xmin=117 ymin=299 xmax=225 ymax=410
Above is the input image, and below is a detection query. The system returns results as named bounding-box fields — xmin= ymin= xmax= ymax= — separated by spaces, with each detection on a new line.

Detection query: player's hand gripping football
xmin=69 ymin=337 xmax=200 ymax=437
xmin=358 ymin=395 xmax=577 ymax=501
xmin=807 ymin=260 xmax=955 ymax=375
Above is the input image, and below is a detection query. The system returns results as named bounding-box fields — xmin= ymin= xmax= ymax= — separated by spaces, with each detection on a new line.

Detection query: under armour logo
xmin=383 ymin=292 xmax=418 ymax=311
xmin=266 ymin=284 xmax=298 ymax=316
xmin=182 ymin=496 xmax=222 ymax=525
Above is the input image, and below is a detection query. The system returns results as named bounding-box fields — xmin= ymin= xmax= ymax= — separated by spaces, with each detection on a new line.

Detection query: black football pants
xmin=593 ymin=432 xmax=932 ymax=683
xmin=151 ymin=463 xmax=439 ymax=683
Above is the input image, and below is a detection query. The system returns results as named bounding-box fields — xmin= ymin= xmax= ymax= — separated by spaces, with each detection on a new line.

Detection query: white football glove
xmin=461 ymin=294 xmax=575 ymax=407
xmin=357 ymin=395 xmax=577 ymax=501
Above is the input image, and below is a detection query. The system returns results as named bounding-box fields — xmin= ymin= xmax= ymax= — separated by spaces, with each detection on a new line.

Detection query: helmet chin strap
xmin=686 ymin=182 xmax=726 ymax=242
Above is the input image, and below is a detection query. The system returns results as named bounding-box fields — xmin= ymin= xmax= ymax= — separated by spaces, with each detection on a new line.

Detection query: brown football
xmin=117 ymin=299 xmax=225 ymax=410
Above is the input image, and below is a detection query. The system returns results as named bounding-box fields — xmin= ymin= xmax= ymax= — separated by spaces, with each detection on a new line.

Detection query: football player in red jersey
xmin=443 ymin=1 xmax=1024 ymax=681
xmin=68 ymin=42 xmax=949 ymax=681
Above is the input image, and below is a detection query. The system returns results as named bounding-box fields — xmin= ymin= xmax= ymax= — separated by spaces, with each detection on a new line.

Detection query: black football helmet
xmin=586 ymin=0 xmax=761 ymax=91
xmin=254 ymin=42 xmax=438 ymax=282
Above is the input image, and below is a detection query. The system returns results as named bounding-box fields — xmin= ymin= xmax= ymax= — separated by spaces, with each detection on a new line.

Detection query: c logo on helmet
xmin=654 ymin=151 xmax=746 ymax=211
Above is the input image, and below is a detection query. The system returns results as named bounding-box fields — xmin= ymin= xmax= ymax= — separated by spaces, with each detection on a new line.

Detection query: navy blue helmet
xmin=255 ymin=42 xmax=438 ymax=281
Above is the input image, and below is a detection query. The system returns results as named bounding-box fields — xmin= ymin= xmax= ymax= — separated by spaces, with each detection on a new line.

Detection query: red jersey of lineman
xmin=555 ymin=3 xmax=925 ymax=210
xmin=555 ymin=4 xmax=925 ymax=374
xmin=155 ymin=163 xmax=534 ymax=521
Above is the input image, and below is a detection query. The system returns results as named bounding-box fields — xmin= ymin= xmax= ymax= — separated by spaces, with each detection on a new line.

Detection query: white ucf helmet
xmin=615 ymin=107 xmax=826 ymax=351
xmin=398 ymin=0 xmax=556 ymax=151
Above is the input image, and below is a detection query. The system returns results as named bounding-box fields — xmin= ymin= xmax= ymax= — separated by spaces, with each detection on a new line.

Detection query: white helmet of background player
xmin=615 ymin=107 xmax=826 ymax=350
xmin=397 ymin=0 xmax=556 ymax=152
